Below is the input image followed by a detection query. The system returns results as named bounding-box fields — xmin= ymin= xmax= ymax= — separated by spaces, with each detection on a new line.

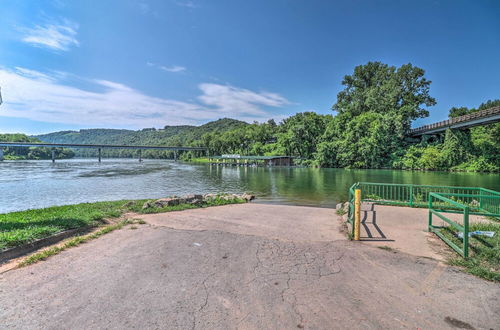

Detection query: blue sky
xmin=0 ymin=0 xmax=498 ymax=134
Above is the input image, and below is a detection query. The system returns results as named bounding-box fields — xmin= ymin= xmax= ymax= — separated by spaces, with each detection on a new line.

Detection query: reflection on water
xmin=0 ymin=158 xmax=499 ymax=213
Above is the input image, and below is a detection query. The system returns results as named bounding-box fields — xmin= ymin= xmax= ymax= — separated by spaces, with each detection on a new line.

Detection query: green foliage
xmin=27 ymin=62 xmax=498 ymax=173
xmin=36 ymin=118 xmax=247 ymax=159
xmin=277 ymin=112 xmax=330 ymax=159
xmin=443 ymin=221 xmax=500 ymax=282
xmin=0 ymin=133 xmax=74 ymax=160
xmin=0 ymin=196 xmax=246 ymax=251
xmin=333 ymin=61 xmax=435 ymax=129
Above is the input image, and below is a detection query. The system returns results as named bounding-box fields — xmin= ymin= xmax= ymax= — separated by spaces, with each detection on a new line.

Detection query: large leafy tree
xmin=333 ymin=62 xmax=436 ymax=130
xmin=277 ymin=112 xmax=330 ymax=159
xmin=316 ymin=62 xmax=436 ymax=168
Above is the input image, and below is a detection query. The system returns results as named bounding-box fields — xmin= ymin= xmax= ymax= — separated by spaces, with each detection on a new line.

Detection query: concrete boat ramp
xmin=1 ymin=203 xmax=499 ymax=329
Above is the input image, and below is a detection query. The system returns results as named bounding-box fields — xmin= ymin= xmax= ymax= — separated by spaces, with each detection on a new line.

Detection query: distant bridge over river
xmin=409 ymin=106 xmax=500 ymax=136
xmin=0 ymin=142 xmax=207 ymax=162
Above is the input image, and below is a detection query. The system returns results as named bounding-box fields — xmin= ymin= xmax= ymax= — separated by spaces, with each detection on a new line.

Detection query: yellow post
xmin=354 ymin=189 xmax=361 ymax=241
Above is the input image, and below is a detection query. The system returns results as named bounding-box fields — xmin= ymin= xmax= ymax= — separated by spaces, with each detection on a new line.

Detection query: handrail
xmin=345 ymin=182 xmax=499 ymax=258
xmin=429 ymin=192 xmax=467 ymax=209
xmin=428 ymin=192 xmax=470 ymax=257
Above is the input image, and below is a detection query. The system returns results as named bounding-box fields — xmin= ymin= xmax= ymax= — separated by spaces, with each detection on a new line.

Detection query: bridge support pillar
xmin=51 ymin=149 xmax=56 ymax=163
xmin=138 ymin=149 xmax=142 ymax=162
xmin=98 ymin=148 xmax=102 ymax=163
xmin=0 ymin=148 xmax=3 ymax=161
xmin=174 ymin=151 xmax=177 ymax=162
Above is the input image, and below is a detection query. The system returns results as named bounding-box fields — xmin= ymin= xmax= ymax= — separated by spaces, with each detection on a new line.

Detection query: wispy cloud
xmin=198 ymin=84 xmax=289 ymax=116
xmin=20 ymin=19 xmax=79 ymax=51
xmin=160 ymin=65 xmax=186 ymax=73
xmin=0 ymin=67 xmax=290 ymax=128
xmin=175 ymin=1 xmax=199 ymax=9
xmin=147 ymin=62 xmax=186 ymax=73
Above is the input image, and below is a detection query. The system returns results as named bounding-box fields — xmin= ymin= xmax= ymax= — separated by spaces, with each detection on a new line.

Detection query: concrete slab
xmin=141 ymin=203 xmax=344 ymax=242
xmin=1 ymin=203 xmax=499 ymax=329
xmin=356 ymin=204 xmax=489 ymax=260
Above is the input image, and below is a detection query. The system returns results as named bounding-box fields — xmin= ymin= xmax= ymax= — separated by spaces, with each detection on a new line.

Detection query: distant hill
xmin=34 ymin=118 xmax=248 ymax=158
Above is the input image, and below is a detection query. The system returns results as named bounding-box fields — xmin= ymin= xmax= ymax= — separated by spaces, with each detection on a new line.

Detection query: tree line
xmin=188 ymin=62 xmax=499 ymax=172
xmin=0 ymin=134 xmax=75 ymax=160
xmin=3 ymin=61 xmax=498 ymax=172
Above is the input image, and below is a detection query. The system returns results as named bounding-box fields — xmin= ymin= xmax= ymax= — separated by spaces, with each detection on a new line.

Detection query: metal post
xmin=98 ymin=148 xmax=102 ymax=163
xmin=51 ymin=149 xmax=56 ymax=163
xmin=354 ymin=189 xmax=361 ymax=241
xmin=463 ymin=206 xmax=469 ymax=258
xmin=409 ymin=185 xmax=414 ymax=207
xmin=428 ymin=194 xmax=433 ymax=231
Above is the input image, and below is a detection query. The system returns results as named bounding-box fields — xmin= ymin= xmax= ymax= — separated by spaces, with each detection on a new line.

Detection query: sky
xmin=0 ymin=0 xmax=499 ymax=134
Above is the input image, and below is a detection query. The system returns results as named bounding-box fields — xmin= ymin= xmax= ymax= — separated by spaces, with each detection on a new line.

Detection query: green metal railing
xmin=428 ymin=193 xmax=470 ymax=257
xmin=346 ymin=182 xmax=500 ymax=257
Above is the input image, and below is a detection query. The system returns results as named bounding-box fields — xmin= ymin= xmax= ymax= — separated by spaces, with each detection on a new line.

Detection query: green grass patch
xmin=1 ymin=196 xmax=245 ymax=251
xmin=184 ymin=157 xmax=210 ymax=163
xmin=335 ymin=208 xmax=347 ymax=216
xmin=18 ymin=219 xmax=135 ymax=267
xmin=440 ymin=219 xmax=500 ymax=282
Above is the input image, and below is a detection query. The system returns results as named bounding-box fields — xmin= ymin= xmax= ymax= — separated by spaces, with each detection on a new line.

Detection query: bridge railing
xmin=409 ymin=106 xmax=500 ymax=135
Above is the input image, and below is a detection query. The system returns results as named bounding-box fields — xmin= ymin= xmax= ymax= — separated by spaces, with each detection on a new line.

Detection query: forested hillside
xmin=0 ymin=134 xmax=74 ymax=160
xmin=31 ymin=62 xmax=499 ymax=172
xmin=35 ymin=118 xmax=247 ymax=158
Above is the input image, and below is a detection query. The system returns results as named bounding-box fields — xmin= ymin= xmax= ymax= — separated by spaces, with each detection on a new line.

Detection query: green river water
xmin=0 ymin=159 xmax=498 ymax=213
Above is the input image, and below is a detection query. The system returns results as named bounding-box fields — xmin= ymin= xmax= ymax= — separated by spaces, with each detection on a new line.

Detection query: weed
xmin=336 ymin=208 xmax=347 ymax=216
xmin=18 ymin=220 xmax=129 ymax=267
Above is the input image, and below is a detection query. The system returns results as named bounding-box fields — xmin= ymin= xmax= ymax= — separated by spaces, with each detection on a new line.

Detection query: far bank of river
xmin=0 ymin=158 xmax=499 ymax=213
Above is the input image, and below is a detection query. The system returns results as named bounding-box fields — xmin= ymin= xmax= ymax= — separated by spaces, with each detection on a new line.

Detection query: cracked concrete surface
xmin=0 ymin=204 xmax=499 ymax=329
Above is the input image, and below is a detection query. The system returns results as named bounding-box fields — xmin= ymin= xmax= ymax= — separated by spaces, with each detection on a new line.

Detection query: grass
xmin=440 ymin=219 xmax=500 ymax=282
xmin=183 ymin=157 xmax=210 ymax=163
xmin=336 ymin=208 xmax=347 ymax=216
xmin=0 ymin=195 xmax=245 ymax=251
xmin=377 ymin=245 xmax=395 ymax=251
xmin=18 ymin=219 xmax=140 ymax=267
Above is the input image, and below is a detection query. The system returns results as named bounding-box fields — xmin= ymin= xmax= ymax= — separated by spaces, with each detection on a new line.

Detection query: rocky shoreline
xmin=142 ymin=193 xmax=255 ymax=210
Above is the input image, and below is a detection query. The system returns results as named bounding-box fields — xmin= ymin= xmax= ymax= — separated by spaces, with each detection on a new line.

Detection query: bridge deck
xmin=409 ymin=106 xmax=500 ymax=136
xmin=0 ymin=142 xmax=206 ymax=151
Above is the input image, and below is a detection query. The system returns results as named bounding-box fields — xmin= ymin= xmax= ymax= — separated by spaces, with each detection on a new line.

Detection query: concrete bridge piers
xmin=0 ymin=148 xmax=3 ymax=161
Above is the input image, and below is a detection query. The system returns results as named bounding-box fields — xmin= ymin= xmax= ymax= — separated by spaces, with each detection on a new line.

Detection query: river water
xmin=0 ymin=159 xmax=498 ymax=213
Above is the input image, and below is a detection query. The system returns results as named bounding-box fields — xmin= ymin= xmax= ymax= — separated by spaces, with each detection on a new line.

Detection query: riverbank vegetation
xmin=30 ymin=62 xmax=499 ymax=172
xmin=0 ymin=134 xmax=74 ymax=160
xmin=443 ymin=219 xmax=500 ymax=282
xmin=0 ymin=195 xmax=245 ymax=251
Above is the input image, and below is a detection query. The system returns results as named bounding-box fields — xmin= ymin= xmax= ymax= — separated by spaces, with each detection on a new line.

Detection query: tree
xmin=277 ymin=112 xmax=330 ymax=159
xmin=333 ymin=62 xmax=436 ymax=131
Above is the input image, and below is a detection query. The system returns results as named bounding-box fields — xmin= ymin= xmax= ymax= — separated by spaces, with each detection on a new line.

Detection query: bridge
xmin=0 ymin=142 xmax=208 ymax=162
xmin=409 ymin=106 xmax=500 ymax=136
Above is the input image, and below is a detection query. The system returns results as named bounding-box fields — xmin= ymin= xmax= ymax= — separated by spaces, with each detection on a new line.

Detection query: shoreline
xmin=0 ymin=194 xmax=250 ymax=258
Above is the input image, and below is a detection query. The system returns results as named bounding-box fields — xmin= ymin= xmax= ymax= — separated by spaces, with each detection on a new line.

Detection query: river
xmin=0 ymin=159 xmax=498 ymax=213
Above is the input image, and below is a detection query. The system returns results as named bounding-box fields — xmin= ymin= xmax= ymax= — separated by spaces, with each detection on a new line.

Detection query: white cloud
xmin=160 ymin=65 xmax=186 ymax=73
xmin=0 ymin=67 xmax=290 ymax=128
xmin=148 ymin=62 xmax=186 ymax=73
xmin=198 ymin=84 xmax=289 ymax=116
xmin=21 ymin=19 xmax=79 ymax=51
